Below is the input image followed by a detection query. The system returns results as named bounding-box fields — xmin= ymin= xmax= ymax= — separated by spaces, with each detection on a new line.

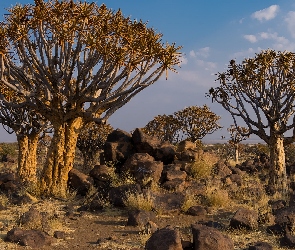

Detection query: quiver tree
xmin=142 ymin=114 xmax=181 ymax=143
xmin=209 ymin=50 xmax=295 ymax=197
xmin=227 ymin=125 xmax=249 ymax=163
xmin=77 ymin=122 xmax=113 ymax=169
xmin=143 ymin=105 xmax=221 ymax=143
xmin=0 ymin=82 xmax=50 ymax=185
xmin=0 ymin=0 xmax=181 ymax=197
xmin=174 ymin=105 xmax=221 ymax=142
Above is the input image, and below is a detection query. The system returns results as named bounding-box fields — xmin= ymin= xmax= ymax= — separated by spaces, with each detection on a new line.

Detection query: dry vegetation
xmin=0 ymin=142 xmax=293 ymax=249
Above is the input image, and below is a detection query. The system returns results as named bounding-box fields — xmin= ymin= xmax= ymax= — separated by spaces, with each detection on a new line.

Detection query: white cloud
xmin=189 ymin=50 xmax=196 ymax=58
xmin=231 ymin=47 xmax=262 ymax=60
xmin=244 ymin=34 xmax=257 ymax=43
xmin=177 ymin=70 xmax=199 ymax=82
xmin=257 ymin=31 xmax=294 ymax=51
xmin=196 ymin=60 xmax=216 ymax=71
xmin=189 ymin=47 xmax=210 ymax=58
xmin=251 ymin=5 xmax=279 ymax=21
xmin=179 ymin=54 xmax=188 ymax=65
xmin=259 ymin=32 xmax=288 ymax=43
xmin=285 ymin=11 xmax=295 ymax=38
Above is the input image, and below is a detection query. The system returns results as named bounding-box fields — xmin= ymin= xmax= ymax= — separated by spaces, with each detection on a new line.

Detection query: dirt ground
xmin=0 ymin=197 xmax=202 ymax=250
xmin=0 ymin=197 xmax=287 ymax=250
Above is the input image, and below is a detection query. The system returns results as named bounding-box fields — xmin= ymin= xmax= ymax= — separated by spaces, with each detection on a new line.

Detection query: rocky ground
xmin=0 ymin=128 xmax=295 ymax=249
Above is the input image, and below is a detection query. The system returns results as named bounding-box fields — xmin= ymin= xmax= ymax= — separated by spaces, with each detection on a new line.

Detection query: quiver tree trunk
xmin=17 ymin=132 xmax=39 ymax=185
xmin=268 ymin=135 xmax=288 ymax=197
xmin=40 ymin=118 xmax=83 ymax=198
xmin=234 ymin=143 xmax=239 ymax=163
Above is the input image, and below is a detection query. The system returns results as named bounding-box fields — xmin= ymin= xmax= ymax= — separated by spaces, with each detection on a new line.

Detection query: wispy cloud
xmin=179 ymin=54 xmax=188 ymax=65
xmin=251 ymin=5 xmax=279 ymax=21
xmin=285 ymin=11 xmax=295 ymax=38
xmin=231 ymin=47 xmax=262 ymax=60
xmin=244 ymin=34 xmax=257 ymax=43
xmin=189 ymin=47 xmax=210 ymax=58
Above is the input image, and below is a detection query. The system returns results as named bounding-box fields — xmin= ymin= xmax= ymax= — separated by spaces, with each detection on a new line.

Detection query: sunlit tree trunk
xmin=40 ymin=117 xmax=83 ymax=198
xmin=17 ymin=132 xmax=39 ymax=185
xmin=234 ymin=143 xmax=239 ymax=163
xmin=268 ymin=134 xmax=288 ymax=197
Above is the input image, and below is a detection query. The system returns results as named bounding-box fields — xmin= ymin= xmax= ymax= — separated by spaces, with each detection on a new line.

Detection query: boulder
xmin=229 ymin=174 xmax=243 ymax=186
xmin=18 ymin=207 xmax=46 ymax=230
xmin=103 ymin=141 xmax=135 ymax=166
xmin=155 ymin=142 xmax=176 ymax=165
xmin=0 ymin=172 xmax=21 ymax=194
xmin=162 ymin=164 xmax=187 ymax=182
xmin=248 ymin=241 xmax=273 ymax=250
xmin=127 ymin=209 xmax=156 ymax=227
xmin=274 ymin=206 xmax=295 ymax=226
xmin=187 ymin=206 xmax=207 ymax=217
xmin=6 ymin=227 xmax=53 ymax=248
xmin=145 ymin=226 xmax=183 ymax=250
xmin=132 ymin=128 xmax=161 ymax=157
xmin=106 ymin=129 xmax=132 ymax=143
xmin=281 ymin=227 xmax=295 ymax=248
xmin=179 ymin=149 xmax=201 ymax=162
xmin=53 ymin=231 xmax=67 ymax=240
xmin=89 ymin=165 xmax=112 ymax=182
xmin=230 ymin=208 xmax=258 ymax=230
xmin=162 ymin=179 xmax=186 ymax=192
xmin=122 ymin=153 xmax=163 ymax=185
xmin=89 ymin=199 xmax=104 ymax=212
xmin=68 ymin=168 xmax=93 ymax=196
xmin=191 ymin=224 xmax=234 ymax=250
xmin=214 ymin=161 xmax=232 ymax=178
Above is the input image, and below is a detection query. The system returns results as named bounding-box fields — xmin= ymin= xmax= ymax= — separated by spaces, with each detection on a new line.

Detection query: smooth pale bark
xmin=268 ymin=135 xmax=288 ymax=197
xmin=234 ymin=143 xmax=239 ymax=163
xmin=17 ymin=132 xmax=39 ymax=185
xmin=40 ymin=117 xmax=83 ymax=198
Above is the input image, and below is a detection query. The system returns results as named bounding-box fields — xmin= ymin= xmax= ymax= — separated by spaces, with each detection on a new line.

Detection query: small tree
xmin=0 ymin=0 xmax=181 ymax=197
xmin=227 ymin=125 xmax=249 ymax=163
xmin=77 ymin=122 xmax=113 ymax=169
xmin=174 ymin=105 xmax=221 ymax=142
xmin=143 ymin=105 xmax=221 ymax=144
xmin=142 ymin=114 xmax=181 ymax=143
xmin=209 ymin=50 xmax=295 ymax=197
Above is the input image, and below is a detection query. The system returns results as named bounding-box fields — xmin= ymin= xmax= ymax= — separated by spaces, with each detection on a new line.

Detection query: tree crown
xmin=0 ymin=0 xmax=182 ymax=123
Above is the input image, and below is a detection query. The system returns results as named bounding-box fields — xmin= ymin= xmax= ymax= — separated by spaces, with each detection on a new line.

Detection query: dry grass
xmin=123 ymin=191 xmax=154 ymax=211
xmin=205 ymin=187 xmax=230 ymax=208
xmin=181 ymin=194 xmax=201 ymax=213
xmin=225 ymin=228 xmax=290 ymax=250
xmin=108 ymin=168 xmax=136 ymax=188
xmin=0 ymin=194 xmax=9 ymax=207
xmin=189 ymin=152 xmax=219 ymax=180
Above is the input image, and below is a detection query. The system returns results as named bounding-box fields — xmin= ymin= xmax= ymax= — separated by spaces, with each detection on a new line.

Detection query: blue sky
xmin=0 ymin=1 xmax=295 ymax=142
